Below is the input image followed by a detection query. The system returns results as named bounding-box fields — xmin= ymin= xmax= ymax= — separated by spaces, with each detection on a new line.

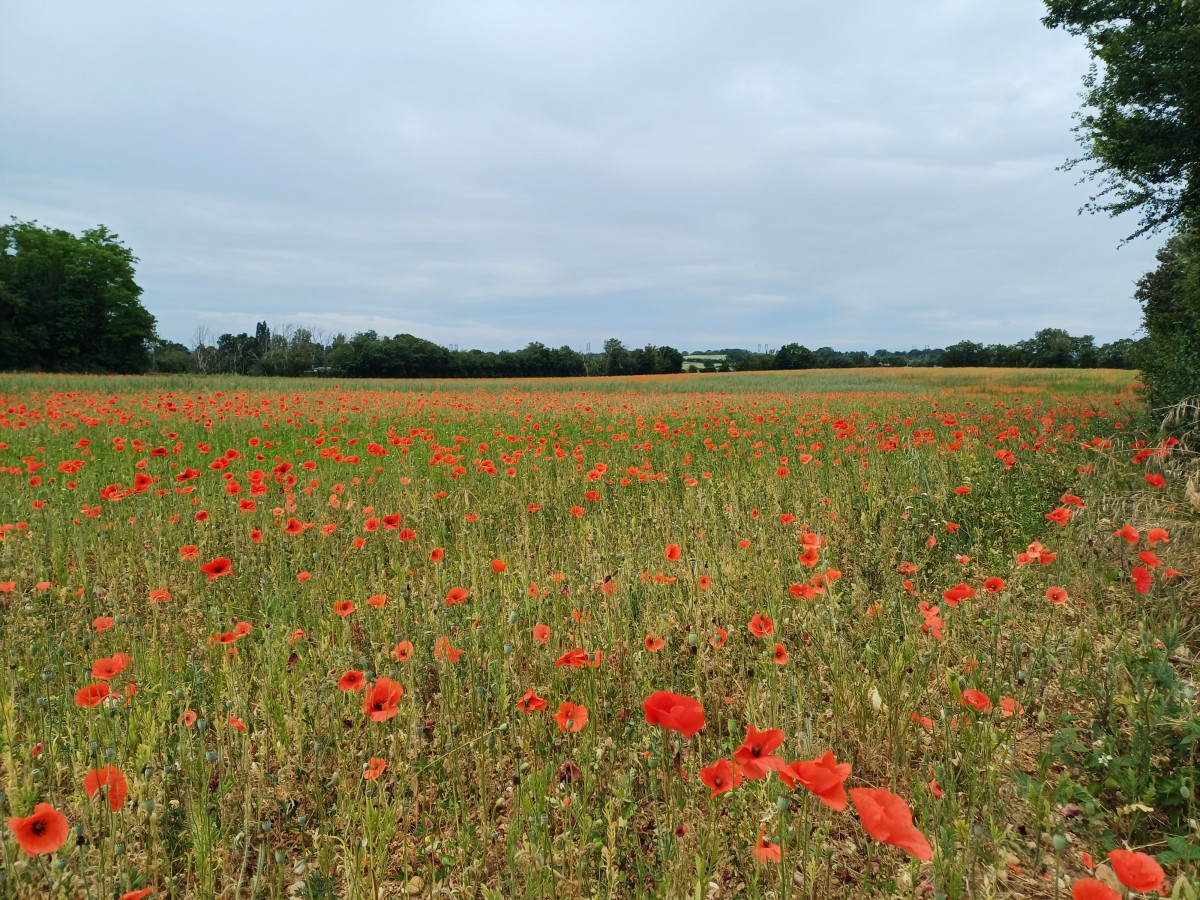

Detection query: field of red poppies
xmin=0 ymin=369 xmax=1194 ymax=899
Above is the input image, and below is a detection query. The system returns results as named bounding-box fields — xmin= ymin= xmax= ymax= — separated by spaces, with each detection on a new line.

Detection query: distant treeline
xmin=149 ymin=325 xmax=1141 ymax=378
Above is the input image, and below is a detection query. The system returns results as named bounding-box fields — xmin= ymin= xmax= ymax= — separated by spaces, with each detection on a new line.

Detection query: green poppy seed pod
xmin=142 ymin=799 xmax=155 ymax=812
xmin=196 ymin=719 xmax=208 ymax=731
xmin=1051 ymin=833 xmax=1068 ymax=853
xmin=87 ymin=741 xmax=99 ymax=753
xmin=275 ymin=850 xmax=286 ymax=864
xmin=205 ymin=751 xmax=218 ymax=763
xmin=113 ymin=842 xmax=125 ymax=855
xmin=508 ymin=611 xmax=520 ymax=625
xmin=41 ymin=670 xmax=53 ymax=681
xmin=687 ymin=633 xmax=699 ymax=646
xmin=776 ymin=795 xmax=792 ymax=815
xmin=503 ymin=643 xmax=513 ymax=655
xmin=104 ymin=747 xmax=115 ymax=760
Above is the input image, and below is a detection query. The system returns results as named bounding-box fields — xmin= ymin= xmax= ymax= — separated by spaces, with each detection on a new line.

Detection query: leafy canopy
xmin=1042 ymin=0 xmax=1200 ymax=239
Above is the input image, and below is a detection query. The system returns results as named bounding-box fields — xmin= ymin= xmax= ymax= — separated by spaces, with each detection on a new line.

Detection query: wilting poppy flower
xmin=733 ymin=725 xmax=786 ymax=780
xmin=1138 ymin=550 xmax=1162 ymax=568
xmin=229 ymin=715 xmax=246 ymax=732
xmin=664 ymin=543 xmax=681 ymax=561
xmin=362 ymin=677 xmax=404 ymax=721
xmin=1132 ymin=567 xmax=1152 ymax=594
xmin=779 ymin=750 xmax=851 ymax=810
xmin=1071 ymin=879 xmax=1120 ymax=900
xmin=337 ymin=670 xmax=366 ymax=691
xmin=752 ymin=825 xmax=782 ymax=862
xmin=75 ymin=682 xmax=110 ymax=708
xmin=532 ymin=624 xmax=551 ymax=643
xmin=699 ymin=758 xmax=742 ymax=797
xmin=850 ymin=787 xmax=932 ymax=861
xmin=553 ymin=701 xmax=589 ymax=732
xmin=434 ymin=636 xmax=464 ymax=662
xmin=999 ymin=696 xmax=1023 ymax=718
xmin=391 ymin=640 xmax=414 ymax=662
xmin=7 ymin=802 xmax=69 ymax=856
xmin=83 ymin=766 xmax=128 ymax=812
xmin=645 ymin=634 xmax=665 ymax=652
xmin=1046 ymin=586 xmax=1069 ymax=605
xmin=445 ymin=587 xmax=470 ymax=606
xmin=748 ymin=613 xmax=774 ymax=638
xmin=517 ymin=689 xmax=548 ymax=712
xmin=709 ymin=627 xmax=728 ymax=648
xmin=363 ymin=757 xmax=387 ymax=780
xmin=643 ymin=691 xmax=706 ymax=739
xmin=1108 ymin=848 xmax=1164 ymax=893
xmin=983 ymin=577 xmax=1006 ymax=593
xmin=199 ymin=557 xmax=232 ymax=582
xmin=960 ymin=689 xmax=992 ymax=713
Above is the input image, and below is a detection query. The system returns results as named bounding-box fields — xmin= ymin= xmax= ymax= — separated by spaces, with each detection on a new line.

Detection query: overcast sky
xmin=1 ymin=1 xmax=1162 ymax=352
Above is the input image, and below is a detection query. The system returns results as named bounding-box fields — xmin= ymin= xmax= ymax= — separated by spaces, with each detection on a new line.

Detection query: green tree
xmin=0 ymin=219 xmax=156 ymax=372
xmin=774 ymin=343 xmax=814 ymax=370
xmin=1042 ymin=2 xmax=1200 ymax=239
xmin=1133 ymin=231 xmax=1200 ymax=410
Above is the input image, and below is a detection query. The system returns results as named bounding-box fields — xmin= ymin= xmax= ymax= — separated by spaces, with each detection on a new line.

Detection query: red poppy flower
xmin=445 ymin=587 xmax=470 ymax=606
xmin=748 ymin=613 xmax=774 ymax=638
xmin=773 ymin=643 xmax=788 ymax=665
xmin=752 ymin=825 xmax=782 ymax=862
xmin=1071 ymin=878 xmax=1120 ymax=900
xmin=429 ymin=547 xmax=445 ymax=562
xmin=367 ymin=593 xmax=387 ymax=608
xmin=334 ymin=600 xmax=355 ymax=617
xmin=75 ymin=682 xmax=110 ymax=708
xmin=120 ymin=890 xmax=155 ymax=900
xmin=733 ymin=725 xmax=786 ymax=780
xmin=337 ymin=670 xmax=366 ymax=691
xmin=850 ymin=787 xmax=932 ymax=861
xmin=1145 ymin=473 xmax=1166 ymax=488
xmin=149 ymin=588 xmax=171 ymax=603
xmin=664 ymin=543 xmax=681 ymax=561
xmin=983 ymin=577 xmax=1006 ymax=593
xmin=699 ymin=758 xmax=742 ymax=797
xmin=954 ymin=485 xmax=970 ymax=495
xmin=960 ymin=689 xmax=992 ymax=713
xmin=199 ymin=557 xmax=232 ymax=582
xmin=1114 ymin=523 xmax=1140 ymax=544
xmin=1146 ymin=527 xmax=1170 ymax=546
xmin=93 ymin=615 xmax=115 ymax=632
xmin=362 ymin=677 xmax=405 ymax=721
xmin=642 ymin=691 xmax=706 ymax=739
xmin=229 ymin=715 xmax=247 ymax=732
xmin=181 ymin=709 xmax=197 ymax=727
xmin=1045 ymin=507 xmax=1072 ymax=526
xmin=7 ymin=802 xmax=70 ymax=856
xmin=391 ymin=640 xmax=414 ymax=662
xmin=1046 ymin=586 xmax=1069 ymax=605
xmin=697 ymin=575 xmax=712 ymax=590
xmin=433 ymin=636 xmax=463 ymax=662
xmin=517 ymin=689 xmax=548 ymax=712
xmin=1107 ymin=848 xmax=1164 ymax=893
xmin=941 ymin=583 xmax=975 ymax=606
xmin=83 ymin=765 xmax=128 ymax=812
xmin=708 ymin=627 xmax=728 ymax=648
xmin=532 ymin=624 xmax=551 ymax=644
xmin=779 ymin=750 xmax=851 ymax=810
xmin=363 ymin=757 xmax=387 ymax=780
xmin=645 ymin=634 xmax=665 ymax=652
xmin=553 ymin=701 xmax=588 ymax=732
xmin=491 ymin=559 xmax=507 ymax=573
xmin=1132 ymin=567 xmax=1152 ymax=594
xmin=92 ymin=653 xmax=130 ymax=680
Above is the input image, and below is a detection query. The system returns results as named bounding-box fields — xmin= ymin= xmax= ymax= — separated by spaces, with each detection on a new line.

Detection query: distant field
xmin=1 ymin=368 xmax=1191 ymax=899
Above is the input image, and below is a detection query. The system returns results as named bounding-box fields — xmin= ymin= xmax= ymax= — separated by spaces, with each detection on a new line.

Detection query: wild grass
xmin=0 ymin=369 xmax=1192 ymax=899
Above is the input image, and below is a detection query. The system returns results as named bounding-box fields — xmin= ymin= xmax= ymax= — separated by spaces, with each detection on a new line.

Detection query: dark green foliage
xmin=1132 ymin=229 xmax=1200 ymax=411
xmin=0 ymin=219 xmax=156 ymax=373
xmin=1042 ymin=0 xmax=1200 ymax=239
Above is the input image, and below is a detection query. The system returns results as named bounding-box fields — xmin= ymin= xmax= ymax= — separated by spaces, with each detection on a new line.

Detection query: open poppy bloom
xmin=664 ymin=543 xmax=681 ymax=561
xmin=1071 ymin=878 xmax=1120 ymax=900
xmin=1107 ymin=848 xmax=1164 ymax=893
xmin=1132 ymin=566 xmax=1152 ymax=594
xmin=645 ymin=634 xmax=665 ymax=652
xmin=362 ymin=677 xmax=404 ymax=721
xmin=75 ymin=681 xmax=111 ymax=708
xmin=83 ymin=765 xmax=128 ymax=812
xmin=532 ymin=624 xmax=550 ymax=643
xmin=748 ymin=613 xmax=774 ymax=638
xmin=960 ymin=688 xmax=992 ymax=713
xmin=92 ymin=652 xmax=130 ymax=680
xmin=643 ymin=691 xmax=705 ymax=739
xmin=7 ymin=802 xmax=70 ymax=856
xmin=517 ymin=689 xmax=548 ymax=712
xmin=699 ymin=758 xmax=741 ymax=797
xmin=779 ymin=750 xmax=851 ymax=810
xmin=363 ymin=757 xmax=387 ymax=780
xmin=199 ymin=557 xmax=232 ymax=581
xmin=983 ymin=577 xmax=1006 ymax=593
xmin=752 ymin=825 xmax=782 ymax=862
xmin=337 ymin=670 xmax=365 ymax=691
xmin=391 ymin=640 xmax=414 ymax=662
xmin=941 ymin=583 xmax=975 ymax=606
xmin=733 ymin=725 xmax=786 ymax=780
xmin=553 ymin=701 xmax=588 ymax=732
xmin=445 ymin=586 xmax=470 ymax=605
xmin=850 ymin=787 xmax=932 ymax=861
xmin=709 ymin=627 xmax=728 ymax=648
xmin=1046 ymin=586 xmax=1069 ymax=605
